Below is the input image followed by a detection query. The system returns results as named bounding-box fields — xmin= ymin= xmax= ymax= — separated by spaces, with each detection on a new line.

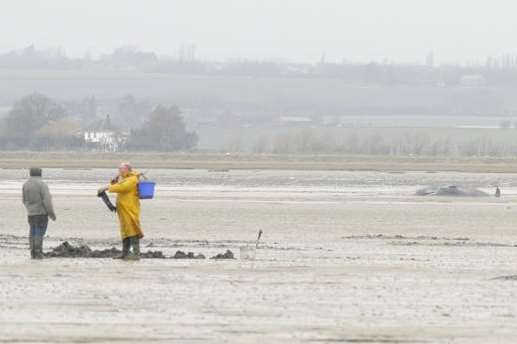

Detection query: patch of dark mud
xmin=173 ymin=250 xmax=205 ymax=259
xmin=343 ymin=234 xmax=470 ymax=242
xmin=491 ymin=275 xmax=517 ymax=281
xmin=210 ymin=250 xmax=235 ymax=259
xmin=45 ymin=241 xmax=234 ymax=260
xmin=45 ymin=241 xmax=166 ymax=259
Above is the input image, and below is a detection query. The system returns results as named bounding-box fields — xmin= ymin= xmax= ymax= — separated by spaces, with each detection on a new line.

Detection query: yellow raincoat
xmin=108 ymin=171 xmax=144 ymax=239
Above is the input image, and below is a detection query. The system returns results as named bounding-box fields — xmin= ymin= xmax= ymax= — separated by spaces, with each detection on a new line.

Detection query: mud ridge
xmin=304 ymin=338 xmax=426 ymax=343
xmin=491 ymin=275 xmax=517 ymax=281
xmin=44 ymin=241 xmax=235 ymax=260
xmin=342 ymin=234 xmax=470 ymax=241
xmin=391 ymin=241 xmax=517 ymax=248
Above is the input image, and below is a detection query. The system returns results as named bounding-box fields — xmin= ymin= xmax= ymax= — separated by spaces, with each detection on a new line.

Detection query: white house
xmin=83 ymin=115 xmax=125 ymax=152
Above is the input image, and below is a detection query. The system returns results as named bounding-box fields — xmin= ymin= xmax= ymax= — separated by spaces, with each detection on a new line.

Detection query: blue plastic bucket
xmin=138 ymin=181 xmax=156 ymax=199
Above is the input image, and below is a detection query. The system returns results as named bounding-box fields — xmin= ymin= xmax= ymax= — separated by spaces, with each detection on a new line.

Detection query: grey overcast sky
xmin=1 ymin=0 xmax=516 ymax=64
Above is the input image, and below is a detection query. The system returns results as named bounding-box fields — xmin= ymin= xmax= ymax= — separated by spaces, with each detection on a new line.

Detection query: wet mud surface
xmin=342 ymin=234 xmax=471 ymax=241
xmin=3 ymin=169 xmax=517 ymax=343
xmin=491 ymin=275 xmax=517 ymax=281
xmin=343 ymin=234 xmax=517 ymax=248
xmin=3 ymin=231 xmax=517 ymax=343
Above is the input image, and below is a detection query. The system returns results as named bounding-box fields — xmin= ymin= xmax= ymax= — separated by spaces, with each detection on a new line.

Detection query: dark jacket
xmin=22 ymin=177 xmax=56 ymax=219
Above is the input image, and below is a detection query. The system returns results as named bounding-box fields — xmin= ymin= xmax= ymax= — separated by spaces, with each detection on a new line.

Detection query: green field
xmin=198 ymin=125 xmax=517 ymax=155
xmin=1 ymin=151 xmax=517 ymax=173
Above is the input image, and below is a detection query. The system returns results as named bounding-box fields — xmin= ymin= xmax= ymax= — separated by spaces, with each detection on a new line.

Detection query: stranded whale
xmin=416 ymin=185 xmax=489 ymax=197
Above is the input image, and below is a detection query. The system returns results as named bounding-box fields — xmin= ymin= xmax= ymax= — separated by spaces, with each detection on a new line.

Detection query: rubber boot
xmin=124 ymin=237 xmax=140 ymax=261
xmin=113 ymin=238 xmax=130 ymax=259
xmin=33 ymin=236 xmax=44 ymax=260
xmin=29 ymin=236 xmax=35 ymax=259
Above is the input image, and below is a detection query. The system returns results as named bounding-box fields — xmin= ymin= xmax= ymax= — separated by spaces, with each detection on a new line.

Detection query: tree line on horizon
xmin=3 ymin=45 xmax=517 ymax=87
xmin=3 ymin=93 xmax=517 ymax=158
xmin=0 ymin=93 xmax=198 ymax=152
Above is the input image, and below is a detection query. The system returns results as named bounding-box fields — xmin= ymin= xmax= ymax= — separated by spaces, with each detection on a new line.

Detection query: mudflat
xmin=2 ymin=152 xmax=517 ymax=173
xmin=1 ymin=168 xmax=517 ymax=343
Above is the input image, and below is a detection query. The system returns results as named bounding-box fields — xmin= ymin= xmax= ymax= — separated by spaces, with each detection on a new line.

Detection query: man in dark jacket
xmin=22 ymin=168 xmax=56 ymax=259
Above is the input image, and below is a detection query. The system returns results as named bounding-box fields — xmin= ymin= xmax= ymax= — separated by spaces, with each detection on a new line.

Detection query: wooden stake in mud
xmin=240 ymin=229 xmax=263 ymax=260
xmin=256 ymin=229 xmax=263 ymax=249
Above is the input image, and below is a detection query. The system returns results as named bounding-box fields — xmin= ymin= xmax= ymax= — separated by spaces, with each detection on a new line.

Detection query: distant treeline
xmin=0 ymin=93 xmax=197 ymax=152
xmin=3 ymin=93 xmax=517 ymax=158
xmin=3 ymin=45 xmax=517 ymax=87
xmin=221 ymin=127 xmax=517 ymax=158
xmin=3 ymin=46 xmax=517 ymax=122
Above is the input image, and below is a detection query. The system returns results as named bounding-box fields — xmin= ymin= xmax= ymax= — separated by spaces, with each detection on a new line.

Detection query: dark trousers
xmin=28 ymin=215 xmax=49 ymax=238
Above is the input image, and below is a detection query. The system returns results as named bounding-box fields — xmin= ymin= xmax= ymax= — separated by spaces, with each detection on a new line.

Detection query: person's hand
xmin=97 ymin=186 xmax=109 ymax=194
xmin=49 ymin=214 xmax=57 ymax=221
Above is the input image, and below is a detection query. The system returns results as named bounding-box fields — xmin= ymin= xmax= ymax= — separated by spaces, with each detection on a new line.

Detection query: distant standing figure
xmin=495 ymin=186 xmax=501 ymax=198
xmin=98 ymin=162 xmax=144 ymax=260
xmin=22 ymin=168 xmax=56 ymax=259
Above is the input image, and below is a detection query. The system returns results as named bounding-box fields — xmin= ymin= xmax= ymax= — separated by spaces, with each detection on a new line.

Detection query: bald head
xmin=118 ymin=162 xmax=132 ymax=177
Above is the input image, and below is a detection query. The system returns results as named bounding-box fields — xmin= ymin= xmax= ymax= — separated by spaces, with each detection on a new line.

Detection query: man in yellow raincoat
xmin=99 ymin=162 xmax=144 ymax=260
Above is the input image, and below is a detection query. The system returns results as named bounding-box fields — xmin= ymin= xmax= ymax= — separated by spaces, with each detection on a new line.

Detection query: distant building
xmin=83 ymin=115 xmax=125 ymax=152
xmin=460 ymin=74 xmax=487 ymax=88
xmin=278 ymin=116 xmax=313 ymax=125
xmin=426 ymin=51 xmax=434 ymax=68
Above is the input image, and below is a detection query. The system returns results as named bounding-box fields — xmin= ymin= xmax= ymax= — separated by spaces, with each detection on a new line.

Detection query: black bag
xmin=97 ymin=190 xmax=116 ymax=212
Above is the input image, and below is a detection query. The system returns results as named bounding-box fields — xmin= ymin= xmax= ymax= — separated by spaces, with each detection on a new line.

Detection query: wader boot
xmin=113 ymin=238 xmax=130 ymax=259
xmin=28 ymin=215 xmax=48 ymax=260
xmin=32 ymin=236 xmax=44 ymax=260
xmin=124 ymin=236 xmax=140 ymax=261
xmin=29 ymin=236 xmax=35 ymax=259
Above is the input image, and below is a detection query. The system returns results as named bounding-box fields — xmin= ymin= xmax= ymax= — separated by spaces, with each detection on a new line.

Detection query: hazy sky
xmin=2 ymin=0 xmax=517 ymax=64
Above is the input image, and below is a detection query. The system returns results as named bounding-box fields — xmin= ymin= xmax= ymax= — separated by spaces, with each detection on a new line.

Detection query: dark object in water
xmin=173 ymin=250 xmax=206 ymax=259
xmin=97 ymin=190 xmax=116 ymax=212
xmin=416 ymin=185 xmax=489 ymax=197
xmin=495 ymin=186 xmax=501 ymax=198
xmin=210 ymin=250 xmax=235 ymax=260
